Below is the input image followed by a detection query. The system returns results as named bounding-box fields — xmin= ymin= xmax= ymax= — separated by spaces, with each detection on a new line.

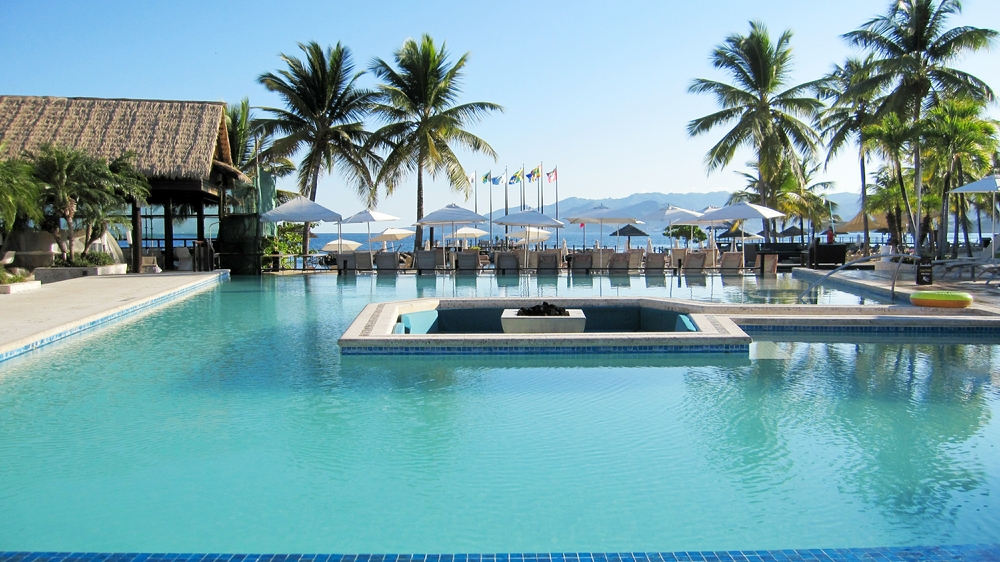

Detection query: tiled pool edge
xmin=0 ymin=271 xmax=229 ymax=363
xmin=3 ymin=546 xmax=1000 ymax=562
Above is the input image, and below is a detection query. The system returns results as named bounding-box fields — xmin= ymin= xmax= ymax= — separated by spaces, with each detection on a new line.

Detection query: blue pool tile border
xmin=739 ymin=323 xmax=1000 ymax=335
xmin=0 ymin=272 xmax=229 ymax=364
xmin=341 ymin=343 xmax=750 ymax=355
xmin=3 ymin=546 xmax=1000 ymax=562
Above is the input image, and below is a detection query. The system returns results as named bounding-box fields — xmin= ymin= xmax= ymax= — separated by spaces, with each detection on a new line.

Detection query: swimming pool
xmin=0 ymin=275 xmax=997 ymax=553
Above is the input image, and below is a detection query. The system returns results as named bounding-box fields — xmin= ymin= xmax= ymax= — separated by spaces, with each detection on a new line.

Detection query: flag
xmin=467 ymin=173 xmax=476 ymax=185
xmin=481 ymin=172 xmax=491 ymax=184
xmin=491 ymin=175 xmax=503 ymax=185
xmin=547 ymin=168 xmax=558 ymax=183
xmin=527 ymin=166 xmax=541 ymax=182
xmin=508 ymin=170 xmax=523 ymax=184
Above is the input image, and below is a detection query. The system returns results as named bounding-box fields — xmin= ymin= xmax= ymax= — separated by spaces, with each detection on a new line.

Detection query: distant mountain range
xmin=492 ymin=191 xmax=861 ymax=224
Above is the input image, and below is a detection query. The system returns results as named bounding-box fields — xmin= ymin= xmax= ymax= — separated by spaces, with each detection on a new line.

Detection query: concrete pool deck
xmin=0 ymin=271 xmax=228 ymax=362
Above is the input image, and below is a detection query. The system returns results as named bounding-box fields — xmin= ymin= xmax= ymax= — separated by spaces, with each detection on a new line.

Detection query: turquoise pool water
xmin=1 ymin=275 xmax=997 ymax=553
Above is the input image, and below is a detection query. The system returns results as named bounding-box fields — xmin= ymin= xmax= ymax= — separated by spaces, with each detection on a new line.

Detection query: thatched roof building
xmin=0 ymin=95 xmax=253 ymax=271
xmin=0 ymin=95 xmax=246 ymax=205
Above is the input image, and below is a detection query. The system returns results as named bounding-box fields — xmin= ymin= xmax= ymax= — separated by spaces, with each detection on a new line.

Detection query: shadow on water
xmin=682 ymin=340 xmax=995 ymax=539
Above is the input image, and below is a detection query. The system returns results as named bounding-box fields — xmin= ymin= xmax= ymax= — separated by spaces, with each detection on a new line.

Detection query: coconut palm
xmin=863 ymin=113 xmax=919 ymax=240
xmin=226 ymin=98 xmax=295 ymax=180
xmin=819 ymin=56 xmax=881 ymax=254
xmin=922 ymin=97 xmax=998 ymax=257
xmin=368 ymin=34 xmax=503 ymax=249
xmin=844 ymin=0 xmax=997 ymax=253
xmin=257 ymin=42 xmax=377 ymax=254
xmin=688 ymin=21 xmax=824 ymax=238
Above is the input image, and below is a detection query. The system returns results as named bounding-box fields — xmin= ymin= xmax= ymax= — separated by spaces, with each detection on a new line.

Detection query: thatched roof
xmin=0 ymin=95 xmax=239 ymax=181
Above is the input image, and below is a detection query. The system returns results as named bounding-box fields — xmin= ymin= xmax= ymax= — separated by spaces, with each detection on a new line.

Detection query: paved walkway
xmin=0 ymin=271 xmax=226 ymax=362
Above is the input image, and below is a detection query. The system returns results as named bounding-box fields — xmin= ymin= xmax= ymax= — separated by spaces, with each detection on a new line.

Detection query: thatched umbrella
xmin=610 ymin=224 xmax=649 ymax=249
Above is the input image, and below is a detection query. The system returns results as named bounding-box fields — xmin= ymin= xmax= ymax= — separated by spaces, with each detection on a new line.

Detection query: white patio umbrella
xmin=321 ymin=239 xmax=362 ymax=252
xmin=698 ymin=202 xmax=785 ymax=262
xmin=566 ymin=204 xmax=641 ymax=249
xmin=343 ymin=209 xmax=400 ymax=260
xmin=952 ymin=174 xmax=1000 ymax=260
xmin=415 ymin=204 xmax=489 ymax=247
xmin=495 ymin=209 xmax=564 ymax=265
xmin=261 ymin=197 xmax=343 ymax=263
xmin=448 ymin=226 xmax=490 ymax=239
xmin=658 ymin=206 xmax=704 ymax=248
xmin=506 ymin=227 xmax=553 ymax=241
xmin=371 ymin=228 xmax=415 ymax=251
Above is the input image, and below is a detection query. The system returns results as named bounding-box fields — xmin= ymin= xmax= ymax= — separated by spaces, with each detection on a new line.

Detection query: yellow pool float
xmin=909 ymin=291 xmax=974 ymax=308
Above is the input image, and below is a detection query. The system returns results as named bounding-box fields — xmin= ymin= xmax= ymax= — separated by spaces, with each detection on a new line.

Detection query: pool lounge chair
xmin=455 ymin=251 xmax=482 ymax=273
xmin=682 ymin=252 xmax=706 ymax=272
xmin=353 ymin=251 xmax=374 ymax=272
xmin=494 ymin=252 xmax=520 ymax=274
xmin=644 ymin=252 xmax=667 ymax=274
xmin=591 ymin=249 xmax=614 ymax=271
xmin=536 ymin=252 xmax=561 ymax=273
xmin=754 ymin=253 xmax=778 ymax=276
xmin=933 ymin=244 xmax=995 ymax=279
xmin=570 ymin=253 xmax=593 ymax=274
xmin=140 ymin=255 xmax=161 ymax=274
xmin=669 ymin=248 xmax=687 ymax=269
xmin=627 ymin=249 xmax=645 ymax=270
xmin=415 ymin=249 xmax=452 ymax=274
xmin=375 ymin=252 xmax=401 ymax=271
xmin=608 ymin=252 xmax=630 ymax=272
xmin=718 ymin=251 xmax=743 ymax=273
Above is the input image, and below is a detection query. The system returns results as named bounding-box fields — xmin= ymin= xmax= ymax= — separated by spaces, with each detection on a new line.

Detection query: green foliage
xmin=663 ymin=225 xmax=707 ymax=243
xmin=0 ymin=268 xmax=27 ymax=284
xmin=54 ymin=251 xmax=115 ymax=267
xmin=0 ymin=147 xmax=39 ymax=234
xmin=27 ymin=145 xmax=149 ymax=260
xmin=261 ymin=222 xmax=309 ymax=255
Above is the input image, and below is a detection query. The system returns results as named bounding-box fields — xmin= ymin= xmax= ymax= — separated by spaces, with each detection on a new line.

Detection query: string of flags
xmin=475 ymin=166 xmax=558 ymax=185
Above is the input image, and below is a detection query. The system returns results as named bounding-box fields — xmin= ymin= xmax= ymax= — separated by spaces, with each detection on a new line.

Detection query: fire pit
xmin=501 ymin=302 xmax=586 ymax=333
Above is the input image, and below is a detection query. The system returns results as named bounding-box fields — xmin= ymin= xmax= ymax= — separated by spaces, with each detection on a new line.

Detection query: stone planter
xmin=501 ymin=309 xmax=586 ymax=334
xmin=34 ymin=263 xmax=128 ymax=284
xmin=0 ymin=280 xmax=42 ymax=294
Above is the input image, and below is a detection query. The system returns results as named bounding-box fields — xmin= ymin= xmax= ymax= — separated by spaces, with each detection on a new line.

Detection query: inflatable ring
xmin=909 ymin=291 xmax=974 ymax=308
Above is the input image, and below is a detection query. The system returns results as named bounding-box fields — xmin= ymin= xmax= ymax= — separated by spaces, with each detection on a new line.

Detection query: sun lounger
xmin=608 ymin=252 xmax=630 ymax=271
xmin=670 ymin=248 xmax=687 ymax=269
xmin=536 ymin=252 xmax=561 ymax=273
xmin=682 ymin=252 xmax=706 ymax=272
xmin=591 ymin=248 xmax=614 ymax=270
xmin=415 ymin=249 xmax=452 ymax=274
xmin=140 ymin=255 xmax=161 ymax=274
xmin=494 ymin=252 xmax=520 ymax=274
xmin=455 ymin=251 xmax=482 ymax=273
xmin=375 ymin=252 xmax=401 ymax=271
xmin=570 ymin=253 xmax=593 ymax=274
xmin=718 ymin=251 xmax=743 ymax=273
xmin=933 ymin=245 xmax=995 ymax=279
xmin=353 ymin=251 xmax=374 ymax=272
xmin=644 ymin=252 xmax=667 ymax=274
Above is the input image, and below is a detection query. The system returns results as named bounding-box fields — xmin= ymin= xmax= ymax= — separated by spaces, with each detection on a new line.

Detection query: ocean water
xmin=0 ymin=276 xmax=998 ymax=553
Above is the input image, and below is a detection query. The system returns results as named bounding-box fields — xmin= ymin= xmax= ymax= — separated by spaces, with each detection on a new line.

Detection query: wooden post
xmin=164 ymin=197 xmax=174 ymax=270
xmin=131 ymin=199 xmax=142 ymax=273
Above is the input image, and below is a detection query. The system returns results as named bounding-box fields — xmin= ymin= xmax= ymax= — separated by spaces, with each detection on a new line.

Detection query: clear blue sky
xmin=2 ymin=0 xmax=998 ymax=232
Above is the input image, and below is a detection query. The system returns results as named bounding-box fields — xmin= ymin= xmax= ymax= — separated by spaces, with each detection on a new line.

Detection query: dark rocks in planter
xmin=517 ymin=301 xmax=569 ymax=317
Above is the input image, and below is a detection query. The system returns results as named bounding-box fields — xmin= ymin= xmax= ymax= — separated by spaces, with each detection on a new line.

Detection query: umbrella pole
xmin=368 ymin=222 xmax=373 ymax=265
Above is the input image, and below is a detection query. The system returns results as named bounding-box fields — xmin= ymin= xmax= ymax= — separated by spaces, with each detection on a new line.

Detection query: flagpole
xmin=489 ymin=172 xmax=494 ymax=243
xmin=539 ymin=161 xmax=544 ymax=213
xmin=504 ymin=166 xmax=509 ymax=238
xmin=520 ymin=164 xmax=525 ymax=210
xmin=473 ymin=170 xmax=478 ymax=214
xmin=554 ymin=167 xmax=559 ymax=245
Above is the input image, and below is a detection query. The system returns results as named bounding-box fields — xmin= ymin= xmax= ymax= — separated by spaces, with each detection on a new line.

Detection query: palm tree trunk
xmin=859 ymin=145 xmax=870 ymax=256
xmin=302 ymin=161 xmax=321 ymax=256
xmin=65 ymin=208 xmax=76 ymax=261
xmin=938 ymin=156 xmax=955 ymax=259
xmin=414 ymin=164 xmax=425 ymax=249
xmin=894 ymin=159 xmax=917 ymax=242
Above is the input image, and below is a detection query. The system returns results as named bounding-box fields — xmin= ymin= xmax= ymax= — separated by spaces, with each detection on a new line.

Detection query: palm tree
xmin=819 ymin=56 xmax=881 ymax=254
xmin=688 ymin=21 xmax=824 ymax=239
xmin=0 ymin=147 xmax=38 ymax=236
xmin=863 ymin=113 xmax=919 ymax=240
xmin=844 ymin=0 xmax=997 ymax=254
xmin=257 ymin=42 xmax=377 ymax=254
xmin=368 ymin=34 xmax=503 ymax=249
xmin=29 ymin=144 xmax=118 ymax=260
xmin=922 ymin=97 xmax=998 ymax=257
xmin=226 ymin=98 xmax=295 ymax=180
